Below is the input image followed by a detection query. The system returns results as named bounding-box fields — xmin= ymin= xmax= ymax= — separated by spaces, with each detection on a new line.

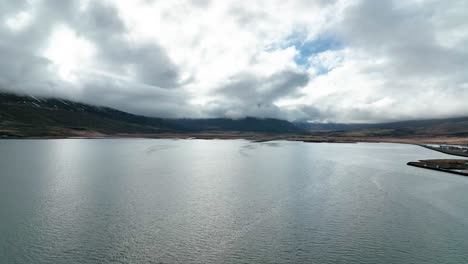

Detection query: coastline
xmin=2 ymin=132 xmax=468 ymax=146
xmin=4 ymin=132 xmax=468 ymax=178
xmin=407 ymin=161 xmax=468 ymax=177
xmin=420 ymin=145 xmax=468 ymax=158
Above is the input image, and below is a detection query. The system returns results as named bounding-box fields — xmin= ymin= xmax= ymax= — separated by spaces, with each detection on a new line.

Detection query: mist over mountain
xmin=2 ymin=91 xmax=468 ymax=139
xmin=0 ymin=92 xmax=303 ymax=137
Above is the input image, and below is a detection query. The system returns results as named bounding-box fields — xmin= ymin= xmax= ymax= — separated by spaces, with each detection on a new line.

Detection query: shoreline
xmin=4 ymin=132 xmax=468 ymax=177
xmin=1 ymin=132 xmax=468 ymax=146
xmin=420 ymin=145 xmax=468 ymax=158
xmin=407 ymin=161 xmax=468 ymax=177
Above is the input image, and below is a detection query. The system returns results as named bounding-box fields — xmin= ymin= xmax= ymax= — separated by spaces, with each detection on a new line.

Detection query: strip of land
xmin=407 ymin=159 xmax=468 ymax=177
xmin=420 ymin=145 xmax=468 ymax=157
xmin=118 ymin=133 xmax=468 ymax=145
xmin=407 ymin=145 xmax=468 ymax=177
xmin=13 ymin=131 xmax=468 ymax=146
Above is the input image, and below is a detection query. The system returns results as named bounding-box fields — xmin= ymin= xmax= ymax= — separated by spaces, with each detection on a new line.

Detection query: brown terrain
xmin=24 ymin=131 xmax=468 ymax=146
xmin=407 ymin=145 xmax=468 ymax=177
xmin=408 ymin=159 xmax=468 ymax=177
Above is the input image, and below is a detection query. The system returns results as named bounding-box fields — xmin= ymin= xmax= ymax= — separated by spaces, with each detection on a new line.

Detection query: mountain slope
xmin=169 ymin=118 xmax=303 ymax=134
xmin=0 ymin=92 xmax=303 ymax=137
xmin=2 ymin=91 xmax=467 ymax=139
xmin=295 ymin=117 xmax=468 ymax=137
xmin=0 ymin=92 xmax=185 ymax=137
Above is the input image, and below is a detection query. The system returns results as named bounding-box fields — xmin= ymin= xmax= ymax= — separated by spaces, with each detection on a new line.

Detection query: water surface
xmin=1 ymin=139 xmax=467 ymax=263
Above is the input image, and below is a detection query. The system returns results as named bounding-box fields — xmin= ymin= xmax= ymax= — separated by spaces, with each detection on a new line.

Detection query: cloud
xmin=0 ymin=0 xmax=467 ymax=122
xmin=0 ymin=0 xmax=187 ymax=117
xmin=205 ymin=69 xmax=309 ymax=119
xmin=73 ymin=2 xmax=182 ymax=88
xmin=76 ymin=74 xmax=193 ymax=118
xmin=340 ymin=0 xmax=468 ymax=79
xmin=288 ymin=0 xmax=468 ymax=122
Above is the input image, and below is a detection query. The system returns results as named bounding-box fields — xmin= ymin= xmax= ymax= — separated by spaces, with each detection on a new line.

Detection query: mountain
xmin=0 ymin=92 xmax=187 ymax=137
xmin=295 ymin=117 xmax=468 ymax=137
xmin=170 ymin=118 xmax=303 ymax=134
xmin=0 ymin=92 xmax=303 ymax=137
xmin=2 ymin=91 xmax=467 ymax=139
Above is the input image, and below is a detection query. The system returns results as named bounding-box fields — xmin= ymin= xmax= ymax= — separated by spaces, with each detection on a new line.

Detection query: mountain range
xmin=1 ymin=91 xmax=468 ymax=139
xmin=295 ymin=117 xmax=468 ymax=137
xmin=0 ymin=92 xmax=302 ymax=137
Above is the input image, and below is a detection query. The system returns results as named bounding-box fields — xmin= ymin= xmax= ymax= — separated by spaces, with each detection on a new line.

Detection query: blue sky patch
xmin=292 ymin=34 xmax=343 ymax=68
xmin=266 ymin=32 xmax=343 ymax=72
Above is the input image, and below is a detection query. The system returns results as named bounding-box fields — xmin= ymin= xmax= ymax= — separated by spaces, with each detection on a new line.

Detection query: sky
xmin=1 ymin=0 xmax=467 ymax=123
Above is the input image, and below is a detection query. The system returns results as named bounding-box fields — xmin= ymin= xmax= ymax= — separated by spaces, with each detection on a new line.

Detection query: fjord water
xmin=0 ymin=140 xmax=467 ymax=263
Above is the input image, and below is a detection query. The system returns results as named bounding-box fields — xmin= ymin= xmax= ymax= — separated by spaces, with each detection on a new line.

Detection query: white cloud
xmin=0 ymin=0 xmax=467 ymax=122
xmin=4 ymin=10 xmax=32 ymax=31
xmin=44 ymin=24 xmax=96 ymax=82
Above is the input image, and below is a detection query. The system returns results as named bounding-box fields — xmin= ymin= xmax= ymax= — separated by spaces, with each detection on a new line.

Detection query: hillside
xmin=0 ymin=92 xmax=186 ymax=137
xmin=295 ymin=117 xmax=468 ymax=137
xmin=0 ymin=92 xmax=303 ymax=137
xmin=170 ymin=118 xmax=303 ymax=134
xmin=1 ymin=91 xmax=467 ymax=139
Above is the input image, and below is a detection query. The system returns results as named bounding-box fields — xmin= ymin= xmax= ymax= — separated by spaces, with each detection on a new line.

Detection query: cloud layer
xmin=1 ymin=0 xmax=467 ymax=122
